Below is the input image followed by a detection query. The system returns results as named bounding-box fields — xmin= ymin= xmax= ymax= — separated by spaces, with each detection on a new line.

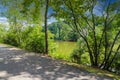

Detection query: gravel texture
xmin=0 ymin=44 xmax=114 ymax=80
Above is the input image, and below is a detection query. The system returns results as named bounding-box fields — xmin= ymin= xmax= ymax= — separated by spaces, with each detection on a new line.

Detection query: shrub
xmin=21 ymin=26 xmax=54 ymax=53
xmin=70 ymin=49 xmax=83 ymax=64
xmin=3 ymin=31 xmax=19 ymax=46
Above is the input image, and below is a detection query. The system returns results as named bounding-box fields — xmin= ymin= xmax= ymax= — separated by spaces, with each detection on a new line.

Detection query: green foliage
xmin=0 ymin=24 xmax=7 ymax=43
xmin=67 ymin=31 xmax=79 ymax=41
xmin=48 ymin=22 xmax=79 ymax=41
xmin=2 ymin=25 xmax=54 ymax=53
xmin=70 ymin=38 xmax=90 ymax=65
xmin=3 ymin=31 xmax=19 ymax=46
xmin=70 ymin=49 xmax=82 ymax=64
xmin=0 ymin=0 xmax=54 ymax=54
xmin=22 ymin=26 xmax=54 ymax=53
xmin=22 ymin=26 xmax=45 ymax=53
xmin=111 ymin=52 xmax=120 ymax=74
xmin=51 ymin=0 xmax=120 ymax=73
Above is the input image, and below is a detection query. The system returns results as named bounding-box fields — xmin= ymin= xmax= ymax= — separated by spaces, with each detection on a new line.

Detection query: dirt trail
xmin=0 ymin=44 xmax=114 ymax=80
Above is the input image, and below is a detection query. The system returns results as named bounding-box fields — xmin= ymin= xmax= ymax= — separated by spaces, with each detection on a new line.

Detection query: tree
xmin=44 ymin=0 xmax=49 ymax=54
xmin=22 ymin=0 xmax=50 ymax=54
xmin=48 ymin=22 xmax=62 ymax=40
xmin=48 ymin=21 xmax=79 ymax=41
xmin=51 ymin=0 xmax=120 ymax=71
xmin=21 ymin=0 xmax=43 ymax=25
xmin=1 ymin=0 xmax=24 ymax=46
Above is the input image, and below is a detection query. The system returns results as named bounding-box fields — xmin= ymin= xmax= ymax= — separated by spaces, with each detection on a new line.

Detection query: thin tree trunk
xmin=103 ymin=31 xmax=120 ymax=69
xmin=91 ymin=2 xmax=98 ymax=67
xmin=106 ymin=45 xmax=120 ymax=70
xmin=44 ymin=0 xmax=49 ymax=54
xmin=99 ymin=0 xmax=111 ymax=68
xmin=67 ymin=0 xmax=95 ymax=66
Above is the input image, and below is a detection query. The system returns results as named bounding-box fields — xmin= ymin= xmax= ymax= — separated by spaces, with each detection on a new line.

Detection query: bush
xmin=70 ymin=38 xmax=90 ymax=65
xmin=24 ymin=32 xmax=46 ymax=53
xmin=112 ymin=52 xmax=120 ymax=74
xmin=21 ymin=26 xmax=54 ymax=53
xmin=3 ymin=31 xmax=19 ymax=46
xmin=3 ymin=25 xmax=55 ymax=54
xmin=70 ymin=49 xmax=83 ymax=64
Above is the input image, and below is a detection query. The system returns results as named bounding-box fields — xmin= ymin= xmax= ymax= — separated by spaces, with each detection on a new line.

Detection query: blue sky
xmin=0 ymin=5 xmax=6 ymax=13
xmin=0 ymin=4 xmax=8 ymax=24
xmin=47 ymin=7 xmax=57 ymax=24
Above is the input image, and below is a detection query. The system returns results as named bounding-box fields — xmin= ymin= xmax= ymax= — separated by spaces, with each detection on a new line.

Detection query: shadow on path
xmin=0 ymin=44 xmax=114 ymax=80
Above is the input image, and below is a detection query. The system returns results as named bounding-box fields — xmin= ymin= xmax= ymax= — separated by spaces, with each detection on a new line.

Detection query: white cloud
xmin=48 ymin=17 xmax=57 ymax=24
xmin=0 ymin=17 xmax=9 ymax=25
xmin=0 ymin=16 xmax=57 ymax=26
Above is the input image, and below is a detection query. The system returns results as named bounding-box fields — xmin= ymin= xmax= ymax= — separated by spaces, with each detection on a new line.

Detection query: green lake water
xmin=50 ymin=41 xmax=76 ymax=60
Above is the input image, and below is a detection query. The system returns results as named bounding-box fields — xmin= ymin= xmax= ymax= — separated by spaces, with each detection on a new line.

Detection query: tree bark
xmin=91 ymin=2 xmax=98 ymax=67
xmin=44 ymin=0 xmax=49 ymax=54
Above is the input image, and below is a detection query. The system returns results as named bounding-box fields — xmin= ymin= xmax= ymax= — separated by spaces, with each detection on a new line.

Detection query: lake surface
xmin=50 ymin=41 xmax=76 ymax=60
xmin=56 ymin=41 xmax=76 ymax=54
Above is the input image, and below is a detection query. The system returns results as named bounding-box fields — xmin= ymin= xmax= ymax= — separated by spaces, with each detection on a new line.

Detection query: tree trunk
xmin=68 ymin=0 xmax=95 ymax=66
xmin=104 ymin=31 xmax=120 ymax=69
xmin=106 ymin=45 xmax=120 ymax=70
xmin=58 ymin=27 xmax=61 ymax=40
xmin=44 ymin=0 xmax=49 ymax=54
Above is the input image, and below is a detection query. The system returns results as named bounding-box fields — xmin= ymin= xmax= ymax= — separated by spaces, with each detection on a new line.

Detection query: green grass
xmin=63 ymin=62 xmax=120 ymax=80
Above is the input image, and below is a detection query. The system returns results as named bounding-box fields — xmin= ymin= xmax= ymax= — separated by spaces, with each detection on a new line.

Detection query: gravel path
xmin=0 ymin=44 xmax=114 ymax=80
